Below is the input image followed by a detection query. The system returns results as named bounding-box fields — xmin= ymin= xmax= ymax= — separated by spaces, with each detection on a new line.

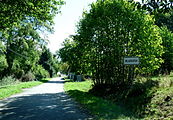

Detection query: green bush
xmin=0 ymin=55 xmax=8 ymax=72
xmin=21 ymin=71 xmax=35 ymax=82
xmin=155 ymin=26 xmax=173 ymax=75
xmin=0 ymin=76 xmax=17 ymax=86
xmin=0 ymin=42 xmax=8 ymax=72
xmin=33 ymin=65 xmax=50 ymax=79
xmin=15 ymin=70 xmax=25 ymax=79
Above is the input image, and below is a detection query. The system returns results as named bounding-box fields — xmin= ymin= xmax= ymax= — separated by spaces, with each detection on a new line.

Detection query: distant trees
xmin=58 ymin=38 xmax=83 ymax=74
xmin=58 ymin=0 xmax=163 ymax=86
xmin=39 ymin=47 xmax=59 ymax=78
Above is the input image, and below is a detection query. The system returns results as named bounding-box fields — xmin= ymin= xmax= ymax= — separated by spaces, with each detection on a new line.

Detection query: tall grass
xmin=0 ymin=76 xmax=18 ymax=87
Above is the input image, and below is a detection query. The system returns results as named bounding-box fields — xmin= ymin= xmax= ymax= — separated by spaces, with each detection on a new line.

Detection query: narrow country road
xmin=0 ymin=77 xmax=93 ymax=120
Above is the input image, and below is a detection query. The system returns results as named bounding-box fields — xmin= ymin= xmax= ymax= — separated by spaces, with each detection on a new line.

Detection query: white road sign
xmin=124 ymin=57 xmax=140 ymax=65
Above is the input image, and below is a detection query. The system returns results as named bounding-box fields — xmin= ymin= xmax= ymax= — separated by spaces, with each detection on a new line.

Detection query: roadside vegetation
xmin=0 ymin=77 xmax=50 ymax=99
xmin=2 ymin=0 xmax=173 ymax=119
xmin=60 ymin=0 xmax=173 ymax=119
xmin=64 ymin=75 xmax=173 ymax=119
xmin=64 ymin=80 xmax=136 ymax=120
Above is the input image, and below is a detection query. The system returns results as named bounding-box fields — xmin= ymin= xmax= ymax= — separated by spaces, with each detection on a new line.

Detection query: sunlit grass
xmin=64 ymin=80 xmax=137 ymax=120
xmin=0 ymin=78 xmax=50 ymax=99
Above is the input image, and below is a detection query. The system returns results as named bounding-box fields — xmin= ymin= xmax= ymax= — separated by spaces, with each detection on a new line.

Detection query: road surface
xmin=0 ymin=77 xmax=93 ymax=120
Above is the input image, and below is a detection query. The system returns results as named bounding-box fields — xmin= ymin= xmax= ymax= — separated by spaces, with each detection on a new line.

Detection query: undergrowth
xmin=0 ymin=76 xmax=18 ymax=87
xmin=90 ymin=75 xmax=173 ymax=119
xmin=64 ymin=75 xmax=173 ymax=119
xmin=64 ymin=80 xmax=139 ymax=120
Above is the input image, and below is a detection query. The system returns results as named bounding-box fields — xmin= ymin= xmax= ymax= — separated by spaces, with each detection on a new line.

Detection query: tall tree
xmin=71 ymin=0 xmax=163 ymax=86
xmin=0 ymin=22 xmax=43 ymax=77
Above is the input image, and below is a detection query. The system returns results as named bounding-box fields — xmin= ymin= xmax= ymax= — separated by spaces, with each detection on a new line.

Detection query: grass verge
xmin=64 ymin=75 xmax=173 ymax=119
xmin=0 ymin=78 xmax=50 ymax=99
xmin=64 ymin=80 xmax=139 ymax=120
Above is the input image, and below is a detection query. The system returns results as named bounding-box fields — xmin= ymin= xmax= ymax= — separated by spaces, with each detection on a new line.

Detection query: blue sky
xmin=47 ymin=0 xmax=96 ymax=53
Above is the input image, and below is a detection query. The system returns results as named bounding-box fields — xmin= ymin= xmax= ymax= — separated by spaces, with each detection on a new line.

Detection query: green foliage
xmin=0 ymin=76 xmax=17 ymax=87
xmin=52 ymin=62 xmax=60 ymax=74
xmin=33 ymin=65 xmax=50 ymax=79
xmin=0 ymin=42 xmax=8 ymax=72
xmin=0 ymin=55 xmax=8 ymax=72
xmin=0 ymin=21 xmax=60 ymax=80
xmin=67 ymin=0 xmax=163 ymax=85
xmin=137 ymin=0 xmax=173 ymax=35
xmin=21 ymin=71 xmax=35 ymax=82
xmin=0 ymin=0 xmax=63 ymax=80
xmin=58 ymin=38 xmax=82 ymax=74
xmin=0 ymin=0 xmax=65 ymax=29
xmin=39 ymin=48 xmax=58 ymax=77
xmin=0 ymin=22 xmax=43 ymax=77
xmin=156 ymin=26 xmax=173 ymax=74
xmin=59 ymin=62 xmax=70 ymax=74
xmin=155 ymin=12 xmax=173 ymax=32
xmin=138 ymin=0 xmax=173 ymax=15
xmin=135 ymin=0 xmax=173 ymax=75
xmin=14 ymin=70 xmax=25 ymax=79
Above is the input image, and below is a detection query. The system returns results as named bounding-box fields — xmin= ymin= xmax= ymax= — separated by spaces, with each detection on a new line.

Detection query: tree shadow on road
xmin=38 ymin=79 xmax=65 ymax=84
xmin=0 ymin=92 xmax=93 ymax=120
xmin=47 ymin=80 xmax=65 ymax=84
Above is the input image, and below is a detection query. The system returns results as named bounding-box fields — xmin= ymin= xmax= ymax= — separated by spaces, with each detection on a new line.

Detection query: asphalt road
xmin=0 ymin=77 xmax=93 ymax=120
